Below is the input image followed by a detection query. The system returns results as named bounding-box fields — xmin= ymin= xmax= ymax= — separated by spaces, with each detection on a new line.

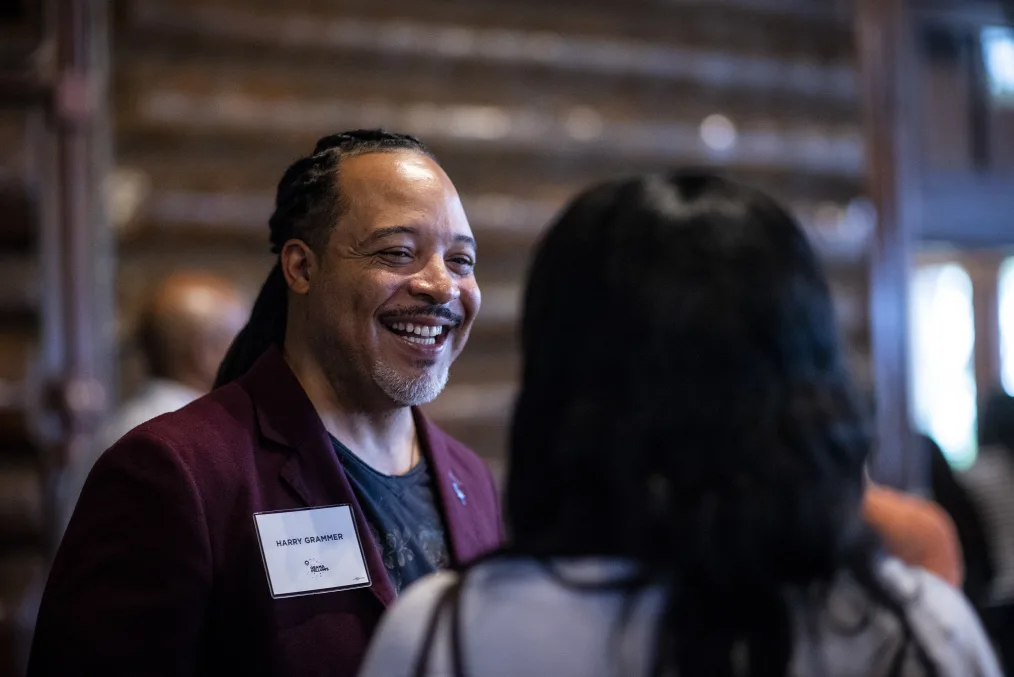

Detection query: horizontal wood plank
xmin=116 ymin=187 xmax=874 ymax=263
xmin=124 ymin=0 xmax=855 ymax=99
xmin=119 ymin=88 xmax=864 ymax=176
xmin=115 ymin=139 xmax=866 ymax=210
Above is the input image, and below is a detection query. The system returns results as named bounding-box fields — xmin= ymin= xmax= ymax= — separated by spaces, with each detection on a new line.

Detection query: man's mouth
xmin=381 ymin=320 xmax=453 ymax=347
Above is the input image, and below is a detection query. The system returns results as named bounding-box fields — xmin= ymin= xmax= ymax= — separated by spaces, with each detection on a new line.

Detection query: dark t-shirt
xmin=331 ymin=436 xmax=451 ymax=593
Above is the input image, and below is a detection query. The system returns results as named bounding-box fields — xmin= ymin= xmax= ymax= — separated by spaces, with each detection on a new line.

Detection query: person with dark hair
xmin=29 ymin=130 xmax=503 ymax=677
xmin=924 ymin=435 xmax=995 ymax=606
xmin=359 ymin=172 xmax=999 ymax=677
xmin=963 ymin=390 xmax=1014 ymax=673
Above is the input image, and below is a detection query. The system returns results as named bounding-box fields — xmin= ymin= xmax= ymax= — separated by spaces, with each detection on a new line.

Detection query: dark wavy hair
xmin=505 ymin=172 xmax=934 ymax=676
xmin=213 ymin=129 xmax=436 ymax=388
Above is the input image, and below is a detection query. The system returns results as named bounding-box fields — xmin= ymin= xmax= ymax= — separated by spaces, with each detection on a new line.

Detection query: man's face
xmin=306 ymin=151 xmax=480 ymax=408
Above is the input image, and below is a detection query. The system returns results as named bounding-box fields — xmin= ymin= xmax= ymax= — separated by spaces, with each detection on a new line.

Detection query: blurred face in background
xmin=141 ymin=272 xmax=251 ymax=392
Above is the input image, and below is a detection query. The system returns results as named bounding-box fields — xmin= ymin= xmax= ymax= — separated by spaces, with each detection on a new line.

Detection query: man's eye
xmin=380 ymin=250 xmax=412 ymax=261
xmin=450 ymin=257 xmax=475 ymax=270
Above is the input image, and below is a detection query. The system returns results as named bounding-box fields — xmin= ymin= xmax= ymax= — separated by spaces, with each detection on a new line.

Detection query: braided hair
xmin=213 ymin=129 xmax=436 ymax=388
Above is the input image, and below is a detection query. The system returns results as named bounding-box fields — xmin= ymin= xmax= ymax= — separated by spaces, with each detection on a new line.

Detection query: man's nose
xmin=408 ymin=256 xmax=459 ymax=305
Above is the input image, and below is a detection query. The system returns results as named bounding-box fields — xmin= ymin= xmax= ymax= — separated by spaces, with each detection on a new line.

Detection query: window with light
xmin=983 ymin=26 xmax=1014 ymax=105
xmin=910 ymin=263 xmax=978 ymax=468
xmin=999 ymin=257 xmax=1014 ymax=396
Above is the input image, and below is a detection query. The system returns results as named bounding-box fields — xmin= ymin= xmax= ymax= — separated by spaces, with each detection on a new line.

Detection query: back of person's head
xmin=508 ymin=172 xmax=902 ymax=676
xmin=214 ymin=129 xmax=436 ymax=388
xmin=137 ymin=271 xmax=250 ymax=392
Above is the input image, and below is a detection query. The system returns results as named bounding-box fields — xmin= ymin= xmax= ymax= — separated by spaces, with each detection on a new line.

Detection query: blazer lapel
xmin=414 ymin=410 xmax=485 ymax=566
xmin=276 ymin=455 xmax=316 ymax=508
xmin=241 ymin=347 xmax=399 ymax=608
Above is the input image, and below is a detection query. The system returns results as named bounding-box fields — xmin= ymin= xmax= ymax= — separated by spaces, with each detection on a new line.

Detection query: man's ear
xmin=279 ymin=239 xmax=316 ymax=295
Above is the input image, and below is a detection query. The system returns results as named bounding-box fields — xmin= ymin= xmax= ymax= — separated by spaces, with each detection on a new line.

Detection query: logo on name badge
xmin=253 ymin=504 xmax=371 ymax=598
xmin=305 ymin=558 xmax=330 ymax=577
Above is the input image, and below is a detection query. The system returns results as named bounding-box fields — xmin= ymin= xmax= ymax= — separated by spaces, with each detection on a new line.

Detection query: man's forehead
xmin=337 ymin=152 xmax=472 ymax=241
xmin=339 ymin=152 xmax=446 ymax=200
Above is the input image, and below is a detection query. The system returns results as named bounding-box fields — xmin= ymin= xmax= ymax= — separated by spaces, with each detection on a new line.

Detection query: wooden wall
xmin=111 ymin=0 xmax=871 ymax=481
xmin=0 ymin=2 xmax=112 ymax=674
xmin=0 ymin=4 xmax=52 ymax=671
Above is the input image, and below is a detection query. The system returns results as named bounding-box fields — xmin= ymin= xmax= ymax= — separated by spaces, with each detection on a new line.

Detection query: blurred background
xmin=1 ymin=0 xmax=1013 ymax=673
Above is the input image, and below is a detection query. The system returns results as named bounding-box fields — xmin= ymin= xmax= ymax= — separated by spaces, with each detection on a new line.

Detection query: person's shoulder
xmin=397 ymin=570 xmax=460 ymax=616
xmin=883 ymin=489 xmax=959 ymax=550
xmin=359 ymin=571 xmax=460 ymax=677
xmin=863 ymin=485 xmax=962 ymax=581
xmin=879 ymin=558 xmax=1001 ymax=675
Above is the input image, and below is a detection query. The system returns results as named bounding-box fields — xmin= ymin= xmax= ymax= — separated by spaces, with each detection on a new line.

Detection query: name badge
xmin=253 ymin=504 xmax=371 ymax=598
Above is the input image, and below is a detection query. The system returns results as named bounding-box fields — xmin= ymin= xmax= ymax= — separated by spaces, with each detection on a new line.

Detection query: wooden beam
xmin=965 ymin=252 xmax=1007 ymax=410
xmin=44 ymin=0 xmax=112 ymax=553
xmin=659 ymin=0 xmax=850 ymax=21
xmin=912 ymin=0 xmax=1008 ymax=29
xmin=856 ymin=0 xmax=924 ymax=490
xmin=967 ymin=31 xmax=992 ymax=169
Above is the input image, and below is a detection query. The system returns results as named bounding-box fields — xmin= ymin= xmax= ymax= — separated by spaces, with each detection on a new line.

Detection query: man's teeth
xmin=391 ymin=322 xmax=444 ymax=338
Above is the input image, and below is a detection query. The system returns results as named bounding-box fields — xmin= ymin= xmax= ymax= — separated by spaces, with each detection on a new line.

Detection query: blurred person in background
xmin=359 ymin=172 xmax=999 ymax=677
xmin=29 ymin=130 xmax=503 ymax=677
xmin=58 ymin=270 xmax=250 ymax=532
xmin=104 ymin=271 xmax=251 ymax=446
xmin=925 ymin=435 xmax=995 ymax=607
xmin=962 ymin=391 xmax=1014 ymax=674
xmin=856 ymin=397 xmax=969 ymax=591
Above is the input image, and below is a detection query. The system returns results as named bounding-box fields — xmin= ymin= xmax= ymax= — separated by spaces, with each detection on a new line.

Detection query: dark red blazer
xmin=28 ymin=348 xmax=503 ymax=677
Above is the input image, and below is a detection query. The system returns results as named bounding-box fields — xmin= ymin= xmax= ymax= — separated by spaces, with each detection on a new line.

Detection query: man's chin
xmin=372 ymin=363 xmax=449 ymax=408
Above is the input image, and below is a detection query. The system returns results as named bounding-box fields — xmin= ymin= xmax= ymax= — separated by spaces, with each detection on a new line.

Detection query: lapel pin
xmin=449 ymin=471 xmax=467 ymax=505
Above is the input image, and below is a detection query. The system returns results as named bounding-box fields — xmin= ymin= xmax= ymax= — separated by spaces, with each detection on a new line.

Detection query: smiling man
xmin=29 ymin=131 xmax=504 ymax=677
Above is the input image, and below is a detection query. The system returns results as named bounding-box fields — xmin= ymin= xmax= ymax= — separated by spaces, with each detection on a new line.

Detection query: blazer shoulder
xmin=136 ymin=382 xmax=253 ymax=442
xmin=116 ymin=382 xmax=258 ymax=480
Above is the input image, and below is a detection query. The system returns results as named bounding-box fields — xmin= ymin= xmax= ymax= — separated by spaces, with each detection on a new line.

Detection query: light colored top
xmin=58 ymin=379 xmax=202 ymax=534
xmin=359 ymin=557 xmax=1000 ymax=677
xmin=96 ymin=379 xmax=203 ymax=451
xmin=962 ymin=445 xmax=1014 ymax=604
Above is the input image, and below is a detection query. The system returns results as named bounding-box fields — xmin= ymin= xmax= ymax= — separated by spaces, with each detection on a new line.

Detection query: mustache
xmin=378 ymin=305 xmax=464 ymax=326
